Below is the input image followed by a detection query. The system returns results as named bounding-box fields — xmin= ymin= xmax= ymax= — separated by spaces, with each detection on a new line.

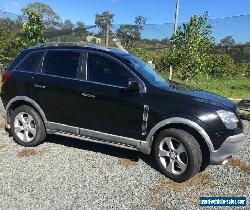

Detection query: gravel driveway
xmin=0 ymin=116 xmax=249 ymax=210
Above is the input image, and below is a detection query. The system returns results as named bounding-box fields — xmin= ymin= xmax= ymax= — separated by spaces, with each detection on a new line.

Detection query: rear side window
xmin=8 ymin=50 xmax=28 ymax=71
xmin=88 ymin=53 xmax=131 ymax=87
xmin=43 ymin=51 xmax=80 ymax=79
xmin=15 ymin=51 xmax=44 ymax=72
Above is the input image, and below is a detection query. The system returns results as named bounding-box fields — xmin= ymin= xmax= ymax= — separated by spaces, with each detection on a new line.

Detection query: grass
xmin=171 ymin=75 xmax=250 ymax=99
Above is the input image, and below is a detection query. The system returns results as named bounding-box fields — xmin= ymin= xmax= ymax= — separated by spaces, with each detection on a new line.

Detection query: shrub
xmin=128 ymin=47 xmax=170 ymax=73
xmin=168 ymin=13 xmax=215 ymax=80
xmin=236 ymin=62 xmax=250 ymax=77
xmin=207 ymin=54 xmax=236 ymax=77
xmin=0 ymin=9 xmax=45 ymax=72
xmin=207 ymin=54 xmax=250 ymax=78
xmin=0 ymin=27 xmax=21 ymax=71
xmin=20 ymin=9 xmax=45 ymax=48
xmin=128 ymin=47 xmax=151 ymax=62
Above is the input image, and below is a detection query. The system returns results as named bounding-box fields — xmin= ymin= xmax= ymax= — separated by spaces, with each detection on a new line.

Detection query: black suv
xmin=1 ymin=43 xmax=245 ymax=182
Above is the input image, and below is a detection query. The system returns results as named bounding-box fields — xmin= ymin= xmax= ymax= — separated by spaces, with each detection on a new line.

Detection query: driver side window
xmin=87 ymin=53 xmax=132 ymax=87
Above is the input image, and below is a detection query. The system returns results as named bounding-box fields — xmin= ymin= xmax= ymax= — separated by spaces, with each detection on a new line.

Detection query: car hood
xmin=167 ymin=81 xmax=236 ymax=110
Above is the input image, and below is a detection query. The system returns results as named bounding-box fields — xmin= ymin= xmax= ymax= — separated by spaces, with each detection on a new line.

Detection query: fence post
xmin=169 ymin=66 xmax=173 ymax=80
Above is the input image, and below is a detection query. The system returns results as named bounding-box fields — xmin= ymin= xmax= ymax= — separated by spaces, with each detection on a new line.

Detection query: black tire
xmin=152 ymin=128 xmax=202 ymax=182
xmin=10 ymin=105 xmax=46 ymax=147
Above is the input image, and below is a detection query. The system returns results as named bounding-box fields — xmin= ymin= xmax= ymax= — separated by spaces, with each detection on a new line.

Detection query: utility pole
xmin=106 ymin=23 xmax=110 ymax=46
xmin=174 ymin=0 xmax=180 ymax=35
xmin=169 ymin=0 xmax=180 ymax=80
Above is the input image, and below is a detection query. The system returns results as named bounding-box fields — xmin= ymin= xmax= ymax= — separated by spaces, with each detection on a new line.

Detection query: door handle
xmin=81 ymin=92 xmax=95 ymax=99
xmin=34 ymin=84 xmax=46 ymax=89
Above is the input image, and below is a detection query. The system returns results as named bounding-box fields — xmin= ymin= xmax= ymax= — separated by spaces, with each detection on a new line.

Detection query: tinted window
xmin=121 ymin=54 xmax=170 ymax=89
xmin=15 ymin=51 xmax=44 ymax=72
xmin=88 ymin=53 xmax=131 ymax=87
xmin=43 ymin=51 xmax=80 ymax=78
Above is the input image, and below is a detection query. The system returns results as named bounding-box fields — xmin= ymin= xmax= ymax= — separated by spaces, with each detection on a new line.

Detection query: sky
xmin=0 ymin=0 xmax=250 ymax=25
xmin=1 ymin=0 xmax=250 ymax=43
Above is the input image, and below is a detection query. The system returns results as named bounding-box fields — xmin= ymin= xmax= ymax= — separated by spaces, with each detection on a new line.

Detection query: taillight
xmin=2 ymin=69 xmax=12 ymax=84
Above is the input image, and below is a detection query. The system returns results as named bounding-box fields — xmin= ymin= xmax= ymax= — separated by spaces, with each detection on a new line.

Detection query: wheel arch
xmin=5 ymin=96 xmax=47 ymax=126
xmin=141 ymin=117 xmax=214 ymax=157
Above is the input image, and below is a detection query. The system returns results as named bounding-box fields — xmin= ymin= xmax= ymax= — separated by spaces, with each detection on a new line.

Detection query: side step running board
xmin=54 ymin=131 xmax=140 ymax=151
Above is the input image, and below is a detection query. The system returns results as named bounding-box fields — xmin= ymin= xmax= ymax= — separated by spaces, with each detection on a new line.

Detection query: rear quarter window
xmin=7 ymin=51 xmax=28 ymax=71
xmin=15 ymin=51 xmax=44 ymax=73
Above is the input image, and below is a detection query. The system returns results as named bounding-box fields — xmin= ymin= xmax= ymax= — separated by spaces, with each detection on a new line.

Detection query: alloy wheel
xmin=159 ymin=137 xmax=188 ymax=175
xmin=14 ymin=112 xmax=37 ymax=142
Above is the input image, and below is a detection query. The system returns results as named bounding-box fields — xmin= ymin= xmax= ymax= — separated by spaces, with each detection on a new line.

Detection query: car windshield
xmin=121 ymin=54 xmax=170 ymax=88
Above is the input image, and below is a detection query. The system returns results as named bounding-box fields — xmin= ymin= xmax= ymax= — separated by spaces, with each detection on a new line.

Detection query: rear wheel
xmin=153 ymin=128 xmax=202 ymax=182
xmin=10 ymin=105 xmax=46 ymax=147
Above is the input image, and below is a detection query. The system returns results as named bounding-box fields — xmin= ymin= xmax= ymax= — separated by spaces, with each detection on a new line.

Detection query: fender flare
xmin=141 ymin=117 xmax=214 ymax=154
xmin=5 ymin=96 xmax=47 ymax=123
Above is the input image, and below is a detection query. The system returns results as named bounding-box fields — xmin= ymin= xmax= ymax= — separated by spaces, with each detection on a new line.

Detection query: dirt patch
xmin=18 ymin=148 xmax=40 ymax=157
xmin=152 ymin=172 xmax=214 ymax=193
xmin=0 ymin=144 xmax=8 ymax=149
xmin=150 ymin=172 xmax=214 ymax=204
xmin=231 ymin=180 xmax=250 ymax=190
xmin=118 ymin=158 xmax=136 ymax=167
xmin=187 ymin=172 xmax=214 ymax=189
xmin=229 ymin=158 xmax=250 ymax=175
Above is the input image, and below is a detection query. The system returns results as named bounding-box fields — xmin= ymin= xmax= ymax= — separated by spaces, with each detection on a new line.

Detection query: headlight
xmin=217 ymin=110 xmax=239 ymax=129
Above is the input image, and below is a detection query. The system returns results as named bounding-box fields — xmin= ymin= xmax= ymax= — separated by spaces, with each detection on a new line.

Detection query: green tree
xmin=117 ymin=25 xmax=140 ymax=47
xmin=117 ymin=16 xmax=148 ymax=47
xmin=220 ymin=36 xmax=236 ymax=46
xmin=20 ymin=9 xmax=45 ymax=48
xmin=0 ymin=16 xmax=23 ymax=33
xmin=0 ymin=7 xmax=22 ymax=69
xmin=169 ymin=13 xmax=215 ymax=80
xmin=75 ymin=21 xmax=87 ymax=40
xmin=76 ymin=21 xmax=86 ymax=32
xmin=0 ymin=27 xmax=21 ymax=70
xmin=135 ymin=16 xmax=148 ymax=31
xmin=95 ymin=11 xmax=115 ymax=42
xmin=63 ymin=19 xmax=74 ymax=31
xmin=21 ymin=2 xmax=61 ymax=28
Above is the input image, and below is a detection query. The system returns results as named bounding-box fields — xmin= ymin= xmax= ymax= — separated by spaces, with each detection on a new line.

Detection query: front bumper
xmin=210 ymin=133 xmax=245 ymax=165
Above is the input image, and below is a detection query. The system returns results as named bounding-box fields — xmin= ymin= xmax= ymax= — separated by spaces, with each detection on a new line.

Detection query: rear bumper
xmin=210 ymin=133 xmax=245 ymax=165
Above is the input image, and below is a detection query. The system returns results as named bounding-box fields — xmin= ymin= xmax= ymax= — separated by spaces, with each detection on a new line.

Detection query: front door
xmin=78 ymin=52 xmax=145 ymax=140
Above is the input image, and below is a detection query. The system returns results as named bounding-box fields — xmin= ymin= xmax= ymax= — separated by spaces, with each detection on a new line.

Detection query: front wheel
xmin=10 ymin=105 xmax=46 ymax=147
xmin=153 ymin=128 xmax=202 ymax=182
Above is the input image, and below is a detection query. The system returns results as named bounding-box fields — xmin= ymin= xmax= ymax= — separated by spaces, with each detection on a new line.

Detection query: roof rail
xmin=29 ymin=42 xmax=90 ymax=48
xmin=28 ymin=43 xmax=44 ymax=49
xmin=29 ymin=42 xmax=127 ymax=51
xmin=28 ymin=42 xmax=118 ymax=51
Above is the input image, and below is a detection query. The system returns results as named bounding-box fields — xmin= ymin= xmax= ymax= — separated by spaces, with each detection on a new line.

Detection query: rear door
xmin=32 ymin=50 xmax=85 ymax=127
xmin=78 ymin=52 xmax=145 ymax=139
xmin=11 ymin=51 xmax=44 ymax=98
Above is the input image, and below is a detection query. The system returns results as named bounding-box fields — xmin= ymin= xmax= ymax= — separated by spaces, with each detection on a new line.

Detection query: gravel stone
xmin=0 ymin=118 xmax=249 ymax=210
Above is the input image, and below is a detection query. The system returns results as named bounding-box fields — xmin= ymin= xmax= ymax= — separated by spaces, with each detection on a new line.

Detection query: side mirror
xmin=126 ymin=80 xmax=140 ymax=92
